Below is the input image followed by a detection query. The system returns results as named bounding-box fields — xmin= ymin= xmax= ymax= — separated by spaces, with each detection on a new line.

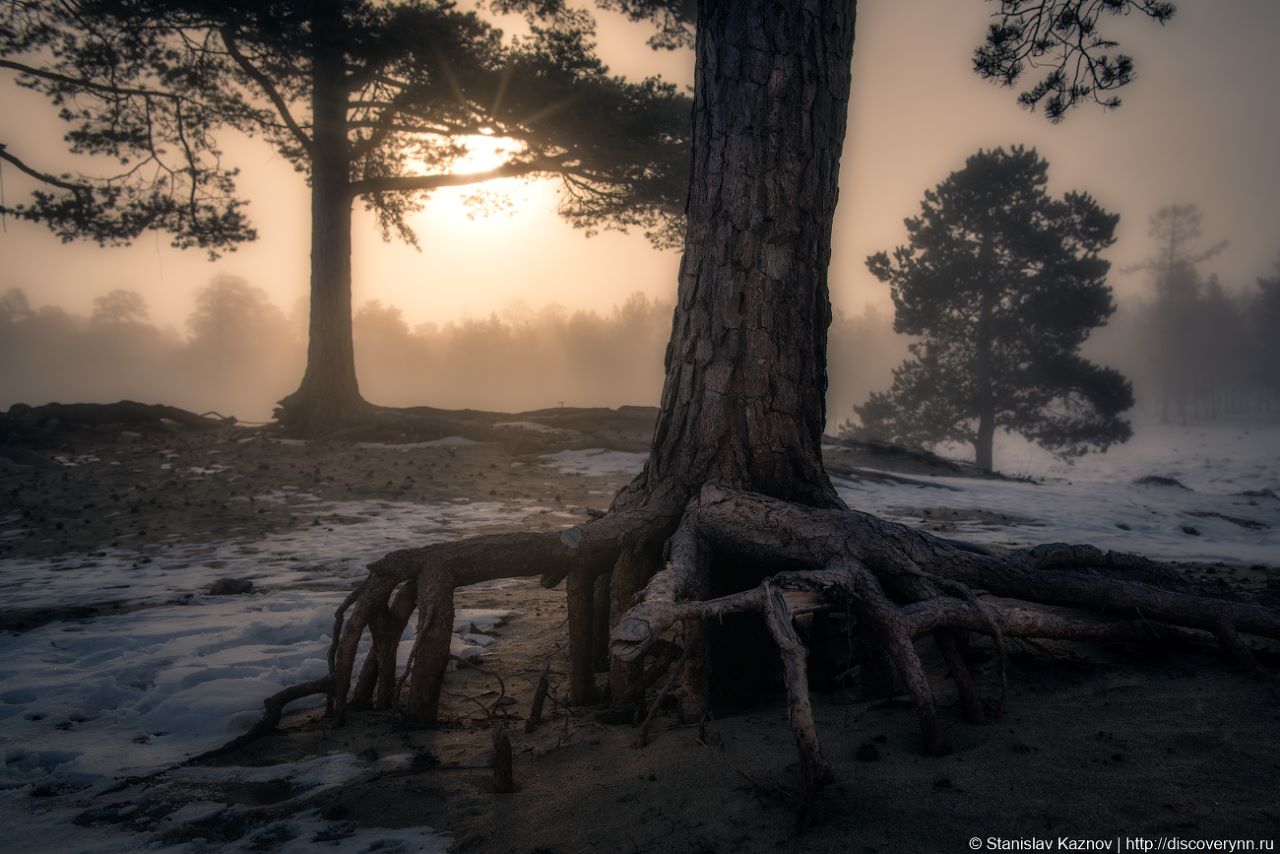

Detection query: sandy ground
xmin=2 ymin=416 xmax=1278 ymax=852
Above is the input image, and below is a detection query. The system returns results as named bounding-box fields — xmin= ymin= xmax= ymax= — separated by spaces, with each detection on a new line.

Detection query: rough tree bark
xmin=595 ymin=0 xmax=855 ymax=701
xmin=613 ymin=0 xmax=851 ymax=514
xmin=246 ymin=0 xmax=1279 ymax=829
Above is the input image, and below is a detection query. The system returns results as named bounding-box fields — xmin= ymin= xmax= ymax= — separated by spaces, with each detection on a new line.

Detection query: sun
xmin=451 ymin=131 xmax=522 ymax=174
xmin=404 ymin=131 xmax=545 ymax=225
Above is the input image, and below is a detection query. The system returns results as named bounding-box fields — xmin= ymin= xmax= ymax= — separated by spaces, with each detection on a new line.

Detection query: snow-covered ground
xmin=4 ymin=751 xmax=451 ymax=853
xmin=544 ymin=424 xmax=1280 ymax=564
xmin=951 ymin=421 xmax=1280 ymax=493
xmin=0 ymin=492 xmax=545 ymax=852
xmin=540 ymin=448 xmax=649 ymax=476
xmin=865 ymin=422 xmax=1280 ymax=563
xmin=0 ymin=492 xmax=547 ymax=613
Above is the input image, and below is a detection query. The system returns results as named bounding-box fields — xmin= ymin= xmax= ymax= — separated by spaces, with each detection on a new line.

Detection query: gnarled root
xmin=611 ymin=484 xmax=1280 ymax=823
xmin=235 ymin=479 xmax=1275 ymax=829
xmin=324 ymin=506 xmax=678 ymax=726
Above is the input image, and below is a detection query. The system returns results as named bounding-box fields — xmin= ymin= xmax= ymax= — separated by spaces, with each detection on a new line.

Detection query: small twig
xmin=451 ymin=654 xmax=510 ymax=719
xmin=693 ymin=732 xmax=801 ymax=807
xmin=492 ymin=726 xmax=517 ymax=793
xmin=391 ymin=644 xmax=418 ymax=717
xmin=634 ymin=647 xmax=686 ymax=748
xmin=525 ymin=660 xmax=551 ymax=733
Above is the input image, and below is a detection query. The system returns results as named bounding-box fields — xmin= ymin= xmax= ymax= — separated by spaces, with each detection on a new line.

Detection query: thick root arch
xmin=324 ymin=506 xmax=678 ymax=725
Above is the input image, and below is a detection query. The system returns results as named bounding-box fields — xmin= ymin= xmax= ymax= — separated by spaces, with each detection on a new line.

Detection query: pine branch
xmin=0 ymin=144 xmax=90 ymax=193
xmin=219 ymin=25 xmax=312 ymax=155
xmin=347 ymin=153 xmax=567 ymax=199
xmin=0 ymin=58 xmax=182 ymax=102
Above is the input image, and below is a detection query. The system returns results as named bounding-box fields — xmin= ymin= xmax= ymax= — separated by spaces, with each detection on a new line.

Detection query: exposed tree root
xmin=189 ymin=677 xmax=332 ymax=762
xmin=324 ymin=505 xmax=680 ymax=725
xmin=234 ymin=482 xmax=1276 ymax=826
xmin=607 ymin=485 xmax=1279 ymax=819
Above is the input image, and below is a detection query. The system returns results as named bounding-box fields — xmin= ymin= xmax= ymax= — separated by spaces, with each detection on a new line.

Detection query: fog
xmin=4 ymin=260 xmax=1276 ymax=434
xmin=0 ymin=279 xmax=905 ymax=425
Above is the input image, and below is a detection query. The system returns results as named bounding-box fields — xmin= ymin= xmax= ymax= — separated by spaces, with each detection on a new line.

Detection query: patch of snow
xmin=185 ymin=465 xmax=229 ymax=476
xmin=51 ymin=454 xmax=101 ymax=467
xmin=453 ymin=608 xmax=510 ymax=634
xmin=354 ymin=436 xmax=479 ymax=450
xmin=0 ymin=497 xmax=544 ymax=613
xmin=1 ymin=753 xmax=448 ymax=853
xmin=541 ymin=448 xmax=647 ymax=476
xmin=169 ymin=750 xmax=375 ymax=790
xmin=944 ymin=422 xmax=1280 ymax=494
xmin=272 ymin=812 xmax=448 ymax=854
xmin=837 ymin=424 xmax=1280 ymax=565
xmin=494 ymin=420 xmax=562 ymax=433
xmin=0 ymin=591 xmax=337 ymax=782
xmin=449 ymin=608 xmax=512 ymax=662
xmin=0 ymin=497 xmax=537 ymax=816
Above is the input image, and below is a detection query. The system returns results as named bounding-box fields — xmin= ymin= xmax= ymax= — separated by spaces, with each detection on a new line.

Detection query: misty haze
xmin=1 ymin=2 xmax=1278 ymax=853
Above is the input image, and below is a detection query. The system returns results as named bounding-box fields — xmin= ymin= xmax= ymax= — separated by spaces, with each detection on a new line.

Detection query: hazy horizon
xmin=2 ymin=0 xmax=1277 ymax=334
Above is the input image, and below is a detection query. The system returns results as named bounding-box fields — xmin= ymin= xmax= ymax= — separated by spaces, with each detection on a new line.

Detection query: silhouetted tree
xmin=0 ymin=288 xmax=33 ymax=325
xmin=855 ymin=146 xmax=1133 ymax=471
xmin=2 ymin=0 xmax=691 ymax=430
xmin=184 ymin=275 xmax=300 ymax=414
xmin=187 ymin=275 xmax=285 ymax=347
xmin=0 ymin=4 xmax=255 ymax=250
xmin=1130 ymin=204 xmax=1229 ymax=421
xmin=1253 ymin=260 xmax=1280 ymax=404
xmin=91 ymin=289 xmax=150 ymax=325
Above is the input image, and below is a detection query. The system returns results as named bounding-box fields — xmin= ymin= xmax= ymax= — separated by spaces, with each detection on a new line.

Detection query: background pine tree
xmin=854 ymin=146 xmax=1134 ymax=471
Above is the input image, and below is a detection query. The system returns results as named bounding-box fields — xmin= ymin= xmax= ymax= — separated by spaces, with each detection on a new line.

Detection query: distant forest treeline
xmin=1090 ymin=265 xmax=1280 ymax=424
xmin=2 ymin=268 xmax=1277 ymax=428
xmin=0 ymin=277 xmax=905 ymax=424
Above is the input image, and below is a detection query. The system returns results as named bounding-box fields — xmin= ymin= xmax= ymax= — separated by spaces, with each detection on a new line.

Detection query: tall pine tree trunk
xmin=974 ymin=408 xmax=995 ymax=473
xmin=597 ymin=0 xmax=858 ymax=704
xmin=276 ymin=1 xmax=369 ymax=432
xmin=974 ymin=245 xmax=997 ymax=472
xmin=615 ymin=0 xmax=856 ymax=516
